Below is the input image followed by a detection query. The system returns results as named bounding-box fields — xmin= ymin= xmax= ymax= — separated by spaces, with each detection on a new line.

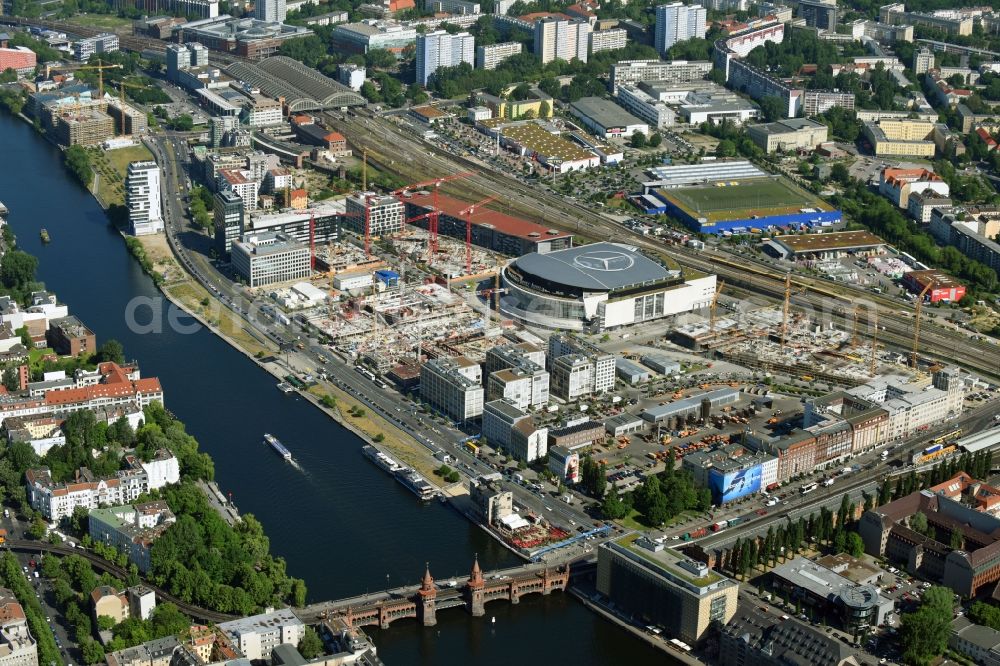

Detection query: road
xmin=145 ymin=135 xmax=603 ymax=549
xmin=332 ymin=111 xmax=1000 ymax=381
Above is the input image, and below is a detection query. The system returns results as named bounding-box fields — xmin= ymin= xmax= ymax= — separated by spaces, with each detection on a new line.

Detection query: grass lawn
xmin=66 ymin=14 xmax=133 ymax=30
xmin=28 ymin=347 xmax=56 ymax=370
xmin=90 ymin=144 xmax=154 ymax=207
xmin=664 ymin=178 xmax=828 ymax=222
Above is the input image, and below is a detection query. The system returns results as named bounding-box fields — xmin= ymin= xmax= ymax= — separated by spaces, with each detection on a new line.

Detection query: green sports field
xmin=660 ymin=177 xmax=831 ymax=222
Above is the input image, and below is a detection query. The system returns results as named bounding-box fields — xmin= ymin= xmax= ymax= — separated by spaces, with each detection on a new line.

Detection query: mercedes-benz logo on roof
xmin=573 ymin=251 xmax=635 ymax=272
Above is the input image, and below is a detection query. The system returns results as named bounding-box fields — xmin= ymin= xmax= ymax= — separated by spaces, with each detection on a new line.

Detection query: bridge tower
xmin=417 ymin=563 xmax=437 ymax=627
xmin=467 ymin=554 xmax=486 ymax=617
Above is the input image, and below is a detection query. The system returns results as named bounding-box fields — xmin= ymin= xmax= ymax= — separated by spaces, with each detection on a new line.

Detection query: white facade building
xmin=475 ymin=41 xmax=523 ymax=69
xmin=482 ymin=400 xmax=548 ymax=462
xmin=344 ymin=192 xmax=404 ymax=235
xmin=218 ymin=169 xmax=260 ymax=212
xmin=420 ymin=356 xmax=484 ymax=422
xmin=231 ymin=232 xmax=311 ymax=287
xmin=534 ymin=17 xmax=591 ymax=64
xmin=589 ymin=28 xmax=627 ymax=54
xmin=486 ymin=366 xmax=549 ymax=410
xmin=125 ymin=161 xmax=164 ymax=236
xmin=654 ymin=3 xmax=706 ymax=56
xmin=218 ymin=609 xmax=304 ymax=661
xmin=416 ymin=30 xmax=475 ymax=85
xmin=254 ymin=0 xmax=287 ymax=23
xmin=337 ymin=63 xmax=366 ymax=90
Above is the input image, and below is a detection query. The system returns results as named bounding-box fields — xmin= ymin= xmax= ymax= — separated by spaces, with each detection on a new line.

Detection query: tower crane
xmin=911 ymin=281 xmax=933 ymax=369
xmin=709 ymin=279 xmax=725 ymax=335
xmin=391 ymin=172 xmax=473 ymax=260
xmin=780 ymin=272 xmax=791 ymax=350
xmin=114 ymin=79 xmax=150 ymax=137
xmin=870 ymin=306 xmax=879 ymax=376
xmin=73 ymin=61 xmax=122 ymax=98
xmin=457 ymin=195 xmax=498 ymax=275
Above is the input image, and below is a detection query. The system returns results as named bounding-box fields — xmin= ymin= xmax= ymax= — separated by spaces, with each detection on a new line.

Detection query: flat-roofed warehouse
xmin=482 ymin=119 xmax=600 ymax=172
xmin=403 ymin=192 xmax=573 ymax=256
xmin=764 ymin=230 xmax=886 ymax=260
xmin=570 ymin=96 xmax=649 ymax=139
xmin=225 ymin=56 xmax=365 ymax=112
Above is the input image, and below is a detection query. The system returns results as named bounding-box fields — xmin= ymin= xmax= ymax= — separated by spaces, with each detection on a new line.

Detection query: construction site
xmin=669 ymin=272 xmax=937 ymax=388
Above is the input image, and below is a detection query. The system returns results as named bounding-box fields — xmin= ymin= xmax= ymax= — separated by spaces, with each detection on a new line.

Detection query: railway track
xmin=337 ymin=113 xmax=1000 ymax=380
xmin=5 ymin=539 xmax=238 ymax=623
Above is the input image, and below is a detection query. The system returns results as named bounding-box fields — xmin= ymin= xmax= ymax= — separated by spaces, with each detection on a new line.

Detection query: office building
xmin=53 ymin=110 xmax=115 ymax=147
xmin=484 ymin=342 xmax=546 ymax=376
xmin=218 ymin=609 xmax=304 ymax=661
xmin=420 ymin=356 xmax=484 ymax=422
xmin=548 ymin=334 xmax=614 ymax=394
xmin=589 ymin=28 xmax=627 ymax=54
xmin=880 ymin=3 xmax=972 ymax=36
xmin=609 ymin=59 xmax=713 ymax=92
xmin=654 ymin=3 xmax=706 ymax=56
xmin=878 ymin=167 xmax=949 ymax=208
xmin=747 ymin=118 xmax=829 ymax=153
xmin=951 ymin=616 xmax=1000 ymax=665
xmin=331 ymin=21 xmax=417 ymax=55
xmin=244 ymin=95 xmax=282 ymax=126
xmin=213 ymin=189 xmax=245 ymax=256
xmin=416 ymin=30 xmax=475 ymax=85
xmin=254 ymin=0 xmax=287 ymax=23
xmin=482 ymin=400 xmax=548 ymax=461
xmin=165 ymin=42 xmax=209 ymax=83
xmin=73 ymin=33 xmax=118 ymax=61
xmin=798 ymin=0 xmax=838 ymax=31
xmin=231 ymin=232 xmax=311 ymax=287
xmin=597 ymin=534 xmax=738 ymax=643
xmin=88 ymin=501 xmax=176 ymax=573
xmin=487 ymin=365 xmax=549 ymax=410
xmin=534 ymin=17 xmax=591 ymax=64
xmin=859 ymin=485 xmax=1000 ymax=597
xmin=720 ymin=604 xmax=861 ymax=666
xmin=125 ymin=162 xmax=164 ymax=237
xmin=344 ymin=192 xmax=404 ymax=235
xmin=770 ymin=558 xmax=893 ymax=629
xmin=548 ymin=444 xmax=580 ymax=483
xmin=475 ymin=41 xmax=522 ymax=69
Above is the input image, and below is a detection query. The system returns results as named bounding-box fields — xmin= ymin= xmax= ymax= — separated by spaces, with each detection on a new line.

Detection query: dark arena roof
xmin=225 ymin=56 xmax=365 ymax=111
xmin=508 ymin=242 xmax=676 ymax=295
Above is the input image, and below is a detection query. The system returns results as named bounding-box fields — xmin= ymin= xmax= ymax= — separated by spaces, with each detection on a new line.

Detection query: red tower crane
xmin=392 ymin=172 xmax=473 ymax=258
xmin=457 ymin=196 xmax=498 ymax=275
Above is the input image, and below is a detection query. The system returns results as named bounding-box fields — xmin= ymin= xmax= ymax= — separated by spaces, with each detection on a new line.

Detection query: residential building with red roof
xmin=878 ymin=167 xmax=950 ymax=207
xmin=976 ymin=127 xmax=998 ymax=151
xmin=0 ymin=588 xmax=36 ymax=666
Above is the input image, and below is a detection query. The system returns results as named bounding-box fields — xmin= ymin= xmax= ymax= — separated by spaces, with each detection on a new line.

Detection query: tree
xmin=539 ymin=100 xmax=551 ymax=118
xmin=0 ymin=250 xmax=38 ymax=292
xmin=80 ymin=638 xmax=105 ymax=665
xmin=715 ymin=139 xmax=736 ymax=158
xmin=909 ymin=511 xmax=930 ymax=536
xmin=648 ymin=132 xmax=662 ymax=148
xmin=831 ymin=162 xmax=850 ymax=184
xmin=900 ymin=586 xmax=953 ymax=666
xmin=845 ymin=532 xmax=865 ymax=558
xmin=298 ymin=627 xmax=324 ymax=659
xmin=630 ymin=131 xmax=647 ymax=148
xmin=28 ymin=517 xmax=46 ymax=540
xmin=759 ymin=95 xmax=787 ymax=122
xmin=97 ymin=339 xmax=125 ymax=365
xmin=149 ymin=603 xmax=188 ymax=638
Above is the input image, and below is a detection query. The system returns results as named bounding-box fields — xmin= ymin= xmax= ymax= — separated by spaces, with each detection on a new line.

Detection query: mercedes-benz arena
xmin=500 ymin=242 xmax=716 ymax=331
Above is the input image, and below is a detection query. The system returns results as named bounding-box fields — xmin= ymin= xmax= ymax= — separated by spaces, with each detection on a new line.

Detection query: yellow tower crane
xmin=115 ymin=79 xmax=150 ymax=137
xmin=780 ymin=272 xmax=791 ymax=350
xmin=911 ymin=281 xmax=933 ymax=369
xmin=710 ymin=279 xmax=725 ymax=335
xmin=870 ymin=306 xmax=879 ymax=376
xmin=74 ymin=61 xmax=122 ymax=99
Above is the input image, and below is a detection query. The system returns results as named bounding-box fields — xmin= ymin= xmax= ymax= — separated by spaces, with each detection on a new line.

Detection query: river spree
xmin=0 ymin=113 xmax=665 ymax=665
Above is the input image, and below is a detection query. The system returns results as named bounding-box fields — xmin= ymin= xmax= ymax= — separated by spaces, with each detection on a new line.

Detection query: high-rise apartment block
xmin=654 ymin=3 xmax=706 ymax=56
xmin=416 ymin=30 xmax=475 ymax=85
xmin=533 ymin=17 xmax=591 ymax=64
xmin=125 ymin=162 xmax=164 ymax=237
xmin=254 ymin=0 xmax=287 ymax=23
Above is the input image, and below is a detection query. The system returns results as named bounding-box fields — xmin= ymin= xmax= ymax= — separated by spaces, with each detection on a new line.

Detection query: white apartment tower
xmin=654 ymin=2 xmax=706 ymax=56
xmin=534 ymin=17 xmax=591 ymax=64
xmin=254 ymin=0 xmax=287 ymax=23
xmin=125 ymin=161 xmax=164 ymax=236
xmin=416 ymin=30 xmax=475 ymax=86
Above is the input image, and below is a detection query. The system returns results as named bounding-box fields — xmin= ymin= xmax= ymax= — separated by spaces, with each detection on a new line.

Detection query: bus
xmin=800 ymin=482 xmax=818 ymax=495
xmin=930 ymin=429 xmax=963 ymax=446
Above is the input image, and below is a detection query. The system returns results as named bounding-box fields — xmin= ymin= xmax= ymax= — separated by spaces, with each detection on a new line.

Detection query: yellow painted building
xmin=863 ymin=119 xmax=937 ymax=157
